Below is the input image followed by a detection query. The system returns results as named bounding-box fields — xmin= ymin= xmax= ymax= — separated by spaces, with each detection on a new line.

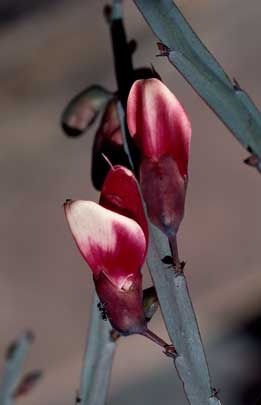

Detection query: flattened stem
xmin=134 ymin=0 xmax=261 ymax=165
xmin=0 ymin=332 xmax=34 ymax=405
xmin=147 ymin=224 xmax=221 ymax=405
xmin=79 ymin=293 xmax=116 ymax=405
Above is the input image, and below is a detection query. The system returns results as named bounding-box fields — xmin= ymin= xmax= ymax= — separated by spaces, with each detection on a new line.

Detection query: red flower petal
xmin=64 ymin=200 xmax=146 ymax=290
xmin=99 ymin=165 xmax=149 ymax=250
xmin=95 ymin=271 xmax=146 ymax=334
xmin=127 ymin=78 xmax=191 ymax=177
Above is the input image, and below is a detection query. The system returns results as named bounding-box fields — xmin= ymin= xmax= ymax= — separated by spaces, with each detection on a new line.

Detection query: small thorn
xmin=210 ymin=386 xmax=220 ymax=399
xmin=233 ymin=78 xmax=242 ymax=91
xmin=161 ymin=255 xmax=173 ymax=265
xmin=244 ymin=154 xmax=261 ymax=173
xmin=110 ymin=329 xmax=121 ymax=342
xmin=163 ymin=344 xmax=177 ymax=358
xmin=244 ymin=156 xmax=256 ymax=166
xmin=156 ymin=42 xmax=170 ymax=57
xmin=161 ymin=256 xmax=185 ymax=272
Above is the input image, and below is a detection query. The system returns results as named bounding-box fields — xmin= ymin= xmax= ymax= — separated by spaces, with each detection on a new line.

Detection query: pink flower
xmin=127 ymin=78 xmax=191 ymax=237
xmin=64 ymin=165 xmax=176 ymax=354
xmin=64 ymin=166 xmax=148 ymax=335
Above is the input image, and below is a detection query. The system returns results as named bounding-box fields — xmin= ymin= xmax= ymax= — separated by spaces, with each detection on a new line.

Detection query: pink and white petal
xmin=64 ymin=200 xmax=146 ymax=288
xmin=127 ymin=78 xmax=191 ymax=176
xmin=99 ymin=165 xmax=149 ymax=249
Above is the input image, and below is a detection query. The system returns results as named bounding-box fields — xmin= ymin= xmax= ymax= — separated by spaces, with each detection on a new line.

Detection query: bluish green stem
xmin=134 ymin=0 xmax=261 ymax=167
xmin=79 ymin=293 xmax=116 ymax=405
xmin=0 ymin=332 xmax=34 ymax=405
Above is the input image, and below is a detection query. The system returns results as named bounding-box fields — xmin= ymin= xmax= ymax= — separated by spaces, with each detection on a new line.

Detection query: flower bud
xmin=61 ymin=85 xmax=112 ymax=137
xmin=127 ymin=78 xmax=191 ymax=236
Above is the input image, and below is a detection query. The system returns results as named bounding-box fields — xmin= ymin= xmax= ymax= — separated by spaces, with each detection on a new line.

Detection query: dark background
xmin=0 ymin=1 xmax=261 ymax=404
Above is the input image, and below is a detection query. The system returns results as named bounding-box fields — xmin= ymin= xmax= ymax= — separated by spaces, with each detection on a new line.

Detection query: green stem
xmin=79 ymin=293 xmax=116 ymax=405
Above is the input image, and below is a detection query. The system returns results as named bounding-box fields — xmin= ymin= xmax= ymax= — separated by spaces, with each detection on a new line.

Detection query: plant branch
xmin=0 ymin=332 xmax=34 ymax=405
xmin=147 ymin=225 xmax=221 ymax=405
xmin=108 ymin=0 xmax=134 ymax=108
xmin=79 ymin=293 xmax=116 ymax=405
xmin=134 ymin=0 xmax=261 ymax=171
xmin=107 ymin=0 xmax=141 ymax=176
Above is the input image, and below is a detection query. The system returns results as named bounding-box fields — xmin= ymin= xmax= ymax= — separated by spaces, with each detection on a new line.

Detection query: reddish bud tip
xmin=100 ymin=165 xmax=148 ymax=247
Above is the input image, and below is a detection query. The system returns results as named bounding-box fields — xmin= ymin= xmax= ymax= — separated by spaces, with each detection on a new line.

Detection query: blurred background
xmin=0 ymin=0 xmax=261 ymax=404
